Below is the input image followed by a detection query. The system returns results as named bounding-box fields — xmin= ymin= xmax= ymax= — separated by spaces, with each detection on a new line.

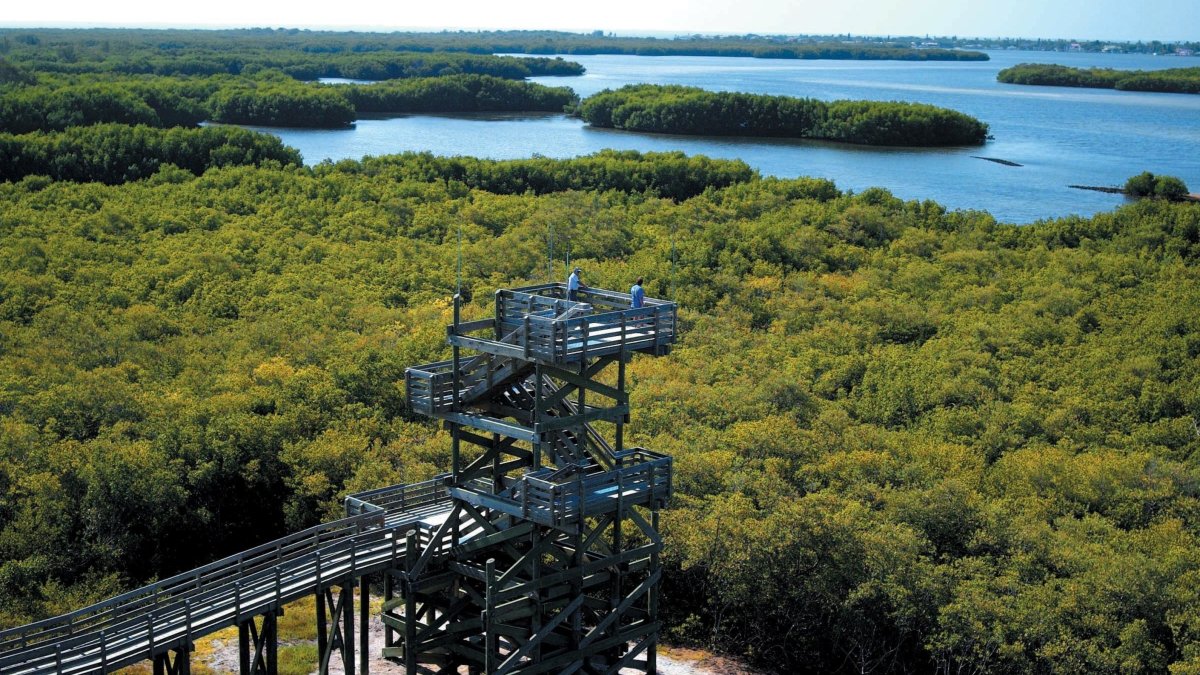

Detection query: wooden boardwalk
xmin=0 ymin=478 xmax=454 ymax=674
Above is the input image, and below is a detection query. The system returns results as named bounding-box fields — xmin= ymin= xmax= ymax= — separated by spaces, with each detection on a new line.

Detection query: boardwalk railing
xmin=0 ymin=475 xmax=473 ymax=675
xmin=0 ymin=508 xmax=415 ymax=674
xmin=345 ymin=475 xmax=451 ymax=518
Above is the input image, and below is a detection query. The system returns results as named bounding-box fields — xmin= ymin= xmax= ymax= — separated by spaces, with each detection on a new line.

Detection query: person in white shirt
xmin=567 ymin=267 xmax=586 ymax=301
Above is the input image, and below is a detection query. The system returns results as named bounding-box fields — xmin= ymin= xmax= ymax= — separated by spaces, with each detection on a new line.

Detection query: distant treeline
xmin=2 ymin=49 xmax=582 ymax=81
xmin=0 ymin=74 xmax=577 ymax=130
xmin=0 ymin=28 xmax=987 ymax=63
xmin=0 ymin=124 xmax=301 ymax=183
xmin=320 ymin=149 xmax=764 ymax=201
xmin=998 ymin=63 xmax=1200 ymax=94
xmin=578 ymin=84 xmax=990 ymax=146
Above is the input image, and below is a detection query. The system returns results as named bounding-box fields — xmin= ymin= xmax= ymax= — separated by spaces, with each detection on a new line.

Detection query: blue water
xmin=264 ymin=50 xmax=1200 ymax=223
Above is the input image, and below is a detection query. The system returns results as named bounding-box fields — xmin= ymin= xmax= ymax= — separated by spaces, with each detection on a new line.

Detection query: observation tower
xmin=378 ymin=282 xmax=677 ymax=673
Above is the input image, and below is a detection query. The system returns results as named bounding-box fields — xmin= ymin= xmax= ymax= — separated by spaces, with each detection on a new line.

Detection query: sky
xmin=2 ymin=0 xmax=1197 ymax=42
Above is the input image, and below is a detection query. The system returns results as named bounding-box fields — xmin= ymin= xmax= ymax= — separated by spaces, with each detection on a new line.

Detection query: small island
xmin=1071 ymin=171 xmax=1194 ymax=202
xmin=998 ymin=63 xmax=1200 ymax=94
xmin=576 ymin=84 xmax=990 ymax=147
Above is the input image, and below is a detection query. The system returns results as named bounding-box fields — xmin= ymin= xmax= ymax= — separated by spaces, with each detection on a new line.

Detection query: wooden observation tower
xmin=386 ymin=282 xmax=678 ymax=674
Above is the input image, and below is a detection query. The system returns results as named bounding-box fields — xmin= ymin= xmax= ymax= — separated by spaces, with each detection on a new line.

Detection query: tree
xmin=1125 ymin=171 xmax=1157 ymax=197
xmin=1154 ymin=174 xmax=1190 ymax=201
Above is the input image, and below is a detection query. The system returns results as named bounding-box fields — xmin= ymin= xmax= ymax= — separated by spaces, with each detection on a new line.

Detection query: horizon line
xmin=0 ymin=22 xmax=1194 ymax=45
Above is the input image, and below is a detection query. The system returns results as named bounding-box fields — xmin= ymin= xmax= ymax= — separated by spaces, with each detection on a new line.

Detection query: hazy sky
xmin=3 ymin=0 xmax=1197 ymax=42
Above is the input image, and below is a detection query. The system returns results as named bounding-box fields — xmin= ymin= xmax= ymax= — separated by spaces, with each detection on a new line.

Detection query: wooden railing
xmin=405 ymin=359 xmax=456 ymax=415
xmin=0 ymin=511 xmax=399 ymax=674
xmin=495 ymin=285 xmax=676 ymax=364
xmin=406 ymin=289 xmax=617 ymax=414
xmin=0 ymin=473 xmax=472 ymax=675
xmin=345 ymin=475 xmax=451 ymax=517
xmin=449 ymin=448 xmax=672 ymax=531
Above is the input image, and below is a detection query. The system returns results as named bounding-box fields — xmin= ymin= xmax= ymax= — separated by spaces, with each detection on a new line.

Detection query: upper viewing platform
xmin=477 ymin=278 xmax=681 ymax=362
xmin=455 ymin=282 xmax=676 ymax=364
xmin=407 ymin=282 xmax=677 ymax=420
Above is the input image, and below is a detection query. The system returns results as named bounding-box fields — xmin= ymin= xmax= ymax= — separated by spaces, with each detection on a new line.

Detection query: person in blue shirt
xmin=567 ymin=267 xmax=585 ymax=301
xmin=630 ymin=277 xmax=645 ymax=309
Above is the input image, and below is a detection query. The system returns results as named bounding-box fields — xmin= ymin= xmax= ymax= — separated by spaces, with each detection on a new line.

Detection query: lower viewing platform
xmin=449 ymin=449 xmax=672 ymax=532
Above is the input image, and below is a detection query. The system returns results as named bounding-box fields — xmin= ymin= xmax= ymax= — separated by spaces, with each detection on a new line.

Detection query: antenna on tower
xmin=670 ymin=223 xmax=677 ymax=302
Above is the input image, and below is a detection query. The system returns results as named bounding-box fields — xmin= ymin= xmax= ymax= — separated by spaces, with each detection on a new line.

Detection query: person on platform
xmin=630 ymin=277 xmax=645 ymax=309
xmin=567 ymin=267 xmax=586 ymax=302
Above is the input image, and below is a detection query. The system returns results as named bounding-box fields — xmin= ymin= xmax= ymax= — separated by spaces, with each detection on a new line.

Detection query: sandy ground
xmin=197 ymin=610 xmax=764 ymax=675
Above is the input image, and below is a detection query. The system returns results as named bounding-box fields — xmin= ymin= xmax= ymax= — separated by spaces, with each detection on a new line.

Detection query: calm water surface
xmin=256 ymin=51 xmax=1200 ymax=223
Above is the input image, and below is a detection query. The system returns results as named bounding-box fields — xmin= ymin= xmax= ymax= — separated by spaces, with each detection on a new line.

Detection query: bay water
xmin=252 ymin=50 xmax=1200 ymax=223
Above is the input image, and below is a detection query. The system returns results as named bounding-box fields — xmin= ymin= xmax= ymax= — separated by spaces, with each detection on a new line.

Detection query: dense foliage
xmin=0 ymin=124 xmax=301 ymax=183
xmin=1126 ymin=171 xmax=1191 ymax=201
xmin=207 ymin=81 xmax=357 ymax=128
xmin=0 ymin=80 xmax=207 ymax=133
xmin=0 ymin=28 xmax=987 ymax=64
xmin=341 ymin=74 xmax=576 ymax=114
xmin=578 ymin=84 xmax=990 ymax=146
xmin=320 ymin=150 xmax=760 ymax=200
xmin=0 ymin=74 xmax=580 ymax=131
xmin=998 ymin=63 xmax=1200 ymax=94
xmin=1 ymin=154 xmax=1199 ymax=674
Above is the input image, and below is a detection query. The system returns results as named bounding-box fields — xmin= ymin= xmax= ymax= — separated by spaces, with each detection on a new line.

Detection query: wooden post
xmin=494 ymin=290 xmax=503 ymax=340
xmin=359 ymin=577 xmax=369 ymax=675
xmin=523 ymin=315 xmax=532 ymax=359
xmin=492 ymin=432 xmax=502 ymax=494
xmin=266 ymin=613 xmax=278 ymax=675
xmin=578 ymin=322 xmax=588 ymax=464
xmin=383 ymin=573 xmax=394 ymax=650
xmin=616 ymin=355 xmax=626 ymax=453
xmin=453 ymin=293 xmax=462 ymax=412
xmin=238 ymin=617 xmax=250 ymax=675
xmin=530 ymin=527 xmax=543 ymax=662
xmin=405 ymin=530 xmax=417 ymax=674
xmin=648 ymin=508 xmax=661 ymax=674
xmin=315 ymin=589 xmax=327 ymax=675
xmin=571 ymin=529 xmax=583 ymax=651
xmin=533 ymin=365 xmax=543 ymax=470
xmin=484 ymin=558 xmax=497 ymax=674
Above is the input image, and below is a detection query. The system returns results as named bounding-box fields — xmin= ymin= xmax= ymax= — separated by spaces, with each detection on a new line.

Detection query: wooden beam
xmin=438 ymin=412 xmax=537 ymax=443
xmin=537 ymin=405 xmax=629 ymax=432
